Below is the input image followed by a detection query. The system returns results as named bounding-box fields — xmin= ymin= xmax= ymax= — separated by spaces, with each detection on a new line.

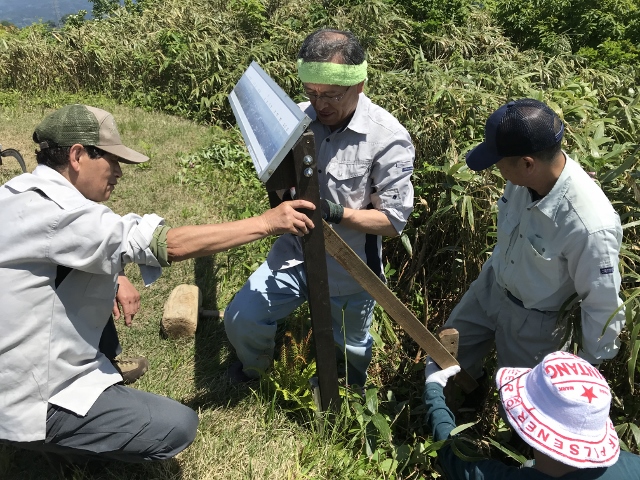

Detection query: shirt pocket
xmin=325 ymin=160 xmax=371 ymax=202
xmin=520 ymin=236 xmax=562 ymax=294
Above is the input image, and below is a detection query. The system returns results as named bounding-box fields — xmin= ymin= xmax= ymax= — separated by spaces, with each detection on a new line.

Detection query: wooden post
xmin=437 ymin=328 xmax=459 ymax=359
xmin=265 ymin=132 xmax=341 ymax=411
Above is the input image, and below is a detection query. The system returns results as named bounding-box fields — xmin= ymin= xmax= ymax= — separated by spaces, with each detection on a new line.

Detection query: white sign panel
xmin=229 ymin=61 xmax=311 ymax=183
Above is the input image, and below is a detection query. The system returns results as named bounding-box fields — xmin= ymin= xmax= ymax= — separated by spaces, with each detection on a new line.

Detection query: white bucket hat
xmin=496 ymin=351 xmax=620 ymax=468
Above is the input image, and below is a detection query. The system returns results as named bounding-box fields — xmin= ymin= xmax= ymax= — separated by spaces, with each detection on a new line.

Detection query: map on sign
xmin=229 ymin=61 xmax=311 ymax=183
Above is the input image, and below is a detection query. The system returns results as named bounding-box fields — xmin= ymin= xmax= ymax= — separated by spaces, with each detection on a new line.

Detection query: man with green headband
xmin=225 ymin=29 xmax=415 ymax=388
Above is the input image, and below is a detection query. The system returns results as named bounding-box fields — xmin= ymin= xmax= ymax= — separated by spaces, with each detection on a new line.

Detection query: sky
xmin=0 ymin=0 xmax=94 ymax=27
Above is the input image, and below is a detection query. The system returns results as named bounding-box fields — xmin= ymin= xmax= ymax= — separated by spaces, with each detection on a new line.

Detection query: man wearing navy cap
xmin=444 ymin=99 xmax=625 ymax=399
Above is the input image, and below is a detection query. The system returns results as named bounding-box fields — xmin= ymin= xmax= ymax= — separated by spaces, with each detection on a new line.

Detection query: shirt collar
xmin=535 ymin=153 xmax=573 ymax=220
xmin=5 ymin=164 xmax=90 ymax=210
xmin=345 ymin=93 xmax=371 ymax=135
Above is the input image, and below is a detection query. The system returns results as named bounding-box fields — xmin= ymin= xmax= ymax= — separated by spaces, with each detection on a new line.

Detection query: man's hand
xmin=425 ymin=356 xmax=461 ymax=387
xmin=113 ymin=273 xmax=141 ymax=327
xmin=260 ymin=199 xmax=315 ymax=236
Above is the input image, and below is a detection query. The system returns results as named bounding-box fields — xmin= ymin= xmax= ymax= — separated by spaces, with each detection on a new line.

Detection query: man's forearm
xmin=166 ymin=217 xmax=270 ymax=262
xmin=340 ymin=208 xmax=398 ymax=237
xmin=165 ymin=199 xmax=315 ymax=262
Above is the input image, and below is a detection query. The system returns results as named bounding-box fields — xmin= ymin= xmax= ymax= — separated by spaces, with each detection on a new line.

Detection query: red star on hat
xmin=581 ymin=386 xmax=597 ymax=403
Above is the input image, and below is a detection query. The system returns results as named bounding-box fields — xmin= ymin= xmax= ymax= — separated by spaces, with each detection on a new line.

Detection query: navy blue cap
xmin=466 ymin=99 xmax=564 ymax=172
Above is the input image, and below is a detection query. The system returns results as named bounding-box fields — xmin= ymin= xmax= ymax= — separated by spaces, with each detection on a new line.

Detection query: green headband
xmin=297 ymin=59 xmax=367 ymax=86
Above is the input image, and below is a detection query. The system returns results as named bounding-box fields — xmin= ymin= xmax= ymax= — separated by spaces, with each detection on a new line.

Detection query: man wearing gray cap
xmin=0 ymin=104 xmax=315 ymax=465
xmin=444 ymin=99 xmax=625 ymax=404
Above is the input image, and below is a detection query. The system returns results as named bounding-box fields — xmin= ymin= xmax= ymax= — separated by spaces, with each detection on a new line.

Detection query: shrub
xmin=487 ymin=0 xmax=640 ymax=69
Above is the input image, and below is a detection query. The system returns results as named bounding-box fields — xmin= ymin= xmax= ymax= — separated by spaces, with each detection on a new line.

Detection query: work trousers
xmin=224 ymin=261 xmax=376 ymax=386
xmin=6 ymin=317 xmax=199 ymax=463
xmin=444 ymin=265 xmax=567 ymax=380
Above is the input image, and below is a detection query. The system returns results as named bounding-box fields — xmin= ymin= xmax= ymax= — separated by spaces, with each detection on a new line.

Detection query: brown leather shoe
xmin=112 ymin=356 xmax=149 ymax=384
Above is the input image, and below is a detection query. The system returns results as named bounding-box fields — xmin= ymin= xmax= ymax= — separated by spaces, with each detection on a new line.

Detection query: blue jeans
xmin=224 ymin=261 xmax=375 ymax=386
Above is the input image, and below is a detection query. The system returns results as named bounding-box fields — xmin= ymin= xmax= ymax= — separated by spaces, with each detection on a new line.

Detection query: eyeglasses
xmin=84 ymin=145 xmax=108 ymax=159
xmin=302 ymin=85 xmax=351 ymax=104
xmin=84 ymin=145 xmax=120 ymax=163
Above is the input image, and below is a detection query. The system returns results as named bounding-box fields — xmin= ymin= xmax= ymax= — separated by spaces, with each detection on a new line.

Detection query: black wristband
xmin=321 ymin=199 xmax=344 ymax=224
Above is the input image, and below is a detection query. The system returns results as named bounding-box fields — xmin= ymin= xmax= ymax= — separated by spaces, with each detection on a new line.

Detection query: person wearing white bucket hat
xmin=423 ymin=351 xmax=640 ymax=478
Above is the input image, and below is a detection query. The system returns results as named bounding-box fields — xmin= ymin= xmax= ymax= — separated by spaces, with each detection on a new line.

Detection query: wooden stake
xmin=323 ymin=222 xmax=477 ymax=393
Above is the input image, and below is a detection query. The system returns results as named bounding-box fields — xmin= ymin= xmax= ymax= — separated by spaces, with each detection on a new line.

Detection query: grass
xmin=0 ymin=97 xmax=382 ymax=480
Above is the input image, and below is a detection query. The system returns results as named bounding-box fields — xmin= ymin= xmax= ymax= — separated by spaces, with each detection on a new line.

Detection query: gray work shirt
xmin=490 ymin=154 xmax=625 ymax=363
xmin=267 ymin=93 xmax=415 ymax=296
xmin=0 ymin=165 xmax=164 ymax=442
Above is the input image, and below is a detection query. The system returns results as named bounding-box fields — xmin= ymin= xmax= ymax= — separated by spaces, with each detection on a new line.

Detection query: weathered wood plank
xmin=293 ymin=133 xmax=341 ymax=411
xmin=323 ymin=222 xmax=478 ymax=393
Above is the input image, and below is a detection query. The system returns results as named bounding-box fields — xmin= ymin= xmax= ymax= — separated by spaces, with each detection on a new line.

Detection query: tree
xmin=61 ymin=11 xmax=88 ymax=27
xmin=487 ymin=0 xmax=640 ymax=66
xmin=89 ymin=0 xmax=122 ymax=19
xmin=396 ymin=0 xmax=472 ymax=33
xmin=89 ymin=0 xmax=152 ymax=19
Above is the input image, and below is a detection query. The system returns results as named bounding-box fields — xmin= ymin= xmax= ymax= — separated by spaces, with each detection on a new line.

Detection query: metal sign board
xmin=229 ymin=61 xmax=311 ymax=183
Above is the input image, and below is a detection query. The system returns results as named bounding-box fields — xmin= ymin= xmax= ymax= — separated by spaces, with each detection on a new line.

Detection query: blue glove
xmin=321 ymin=199 xmax=344 ymax=224
xmin=425 ymin=356 xmax=461 ymax=387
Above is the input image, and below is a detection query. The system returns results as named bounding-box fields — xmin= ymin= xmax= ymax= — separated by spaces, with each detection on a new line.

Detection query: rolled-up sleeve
xmin=423 ymin=383 xmax=518 ymax=478
xmin=370 ymin=130 xmax=415 ymax=234
xmin=120 ymin=213 xmax=166 ymax=285
xmin=49 ymin=206 xmax=166 ymax=285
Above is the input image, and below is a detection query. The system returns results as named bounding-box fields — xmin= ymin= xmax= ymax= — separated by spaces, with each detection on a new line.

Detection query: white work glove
xmin=424 ymin=356 xmax=461 ymax=387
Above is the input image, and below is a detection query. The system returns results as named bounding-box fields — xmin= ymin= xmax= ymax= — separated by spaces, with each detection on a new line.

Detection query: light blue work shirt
xmin=0 ymin=165 xmax=164 ymax=442
xmin=489 ymin=154 xmax=624 ymax=363
xmin=266 ymin=93 xmax=415 ymax=296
